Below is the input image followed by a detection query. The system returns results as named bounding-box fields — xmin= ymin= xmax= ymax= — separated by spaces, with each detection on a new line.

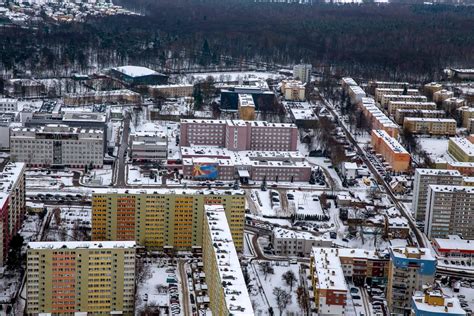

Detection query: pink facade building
xmin=180 ymin=119 xmax=298 ymax=152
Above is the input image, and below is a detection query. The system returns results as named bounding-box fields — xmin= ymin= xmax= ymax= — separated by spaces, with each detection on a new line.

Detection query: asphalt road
xmin=116 ymin=114 xmax=131 ymax=186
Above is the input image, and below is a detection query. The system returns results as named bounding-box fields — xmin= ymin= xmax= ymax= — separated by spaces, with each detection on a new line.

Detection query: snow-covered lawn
xmin=82 ymin=167 xmax=113 ymax=186
xmin=418 ymin=137 xmax=452 ymax=162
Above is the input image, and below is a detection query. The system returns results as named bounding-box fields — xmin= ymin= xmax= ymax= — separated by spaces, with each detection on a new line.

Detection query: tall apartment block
xmin=387 ymin=247 xmax=436 ymax=315
xmin=26 ymin=241 xmax=136 ymax=316
xmin=10 ymin=124 xmax=104 ymax=168
xmin=202 ymin=205 xmax=254 ymax=316
xmin=180 ymin=119 xmax=298 ymax=152
xmin=293 ymin=64 xmax=312 ymax=83
xmin=91 ymin=189 xmax=246 ymax=251
xmin=0 ymin=162 xmax=26 ymax=266
xmin=310 ymin=248 xmax=348 ymax=316
xmin=412 ymin=169 xmax=463 ymax=222
xmin=425 ymin=185 xmax=474 ymax=239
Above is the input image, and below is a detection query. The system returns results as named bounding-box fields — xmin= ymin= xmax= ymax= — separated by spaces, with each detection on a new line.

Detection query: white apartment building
xmin=293 ymin=64 xmax=312 ymax=83
xmin=412 ymin=169 xmax=463 ymax=223
xmin=281 ymin=80 xmax=306 ymax=101
xmin=129 ymin=131 xmax=168 ymax=162
xmin=425 ymin=185 xmax=474 ymax=239
xmin=10 ymin=124 xmax=104 ymax=168
xmin=271 ymin=227 xmax=332 ymax=257
xmin=0 ymin=98 xmax=18 ymax=112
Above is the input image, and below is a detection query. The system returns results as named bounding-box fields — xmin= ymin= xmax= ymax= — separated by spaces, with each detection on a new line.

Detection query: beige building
xmin=375 ymin=88 xmax=420 ymax=103
xmin=458 ymin=106 xmax=474 ymax=128
xmin=63 ymin=89 xmax=141 ymax=106
xmin=380 ymin=94 xmax=427 ymax=109
xmin=425 ymin=185 xmax=474 ymax=239
xmin=238 ymin=94 xmax=256 ymax=120
xmin=281 ymin=80 xmax=306 ymax=101
xmin=423 ymin=82 xmax=443 ymax=98
xmin=26 ymin=241 xmax=136 ymax=315
xmin=403 ymin=118 xmax=456 ymax=136
xmin=388 ymin=101 xmax=437 ymax=117
xmin=202 ymin=205 xmax=254 ymax=316
xmin=443 ymin=97 xmax=465 ymax=112
xmin=394 ymin=109 xmax=445 ymax=125
xmin=433 ymin=89 xmax=454 ymax=103
xmin=448 ymin=137 xmax=474 ymax=163
xmin=91 ymin=189 xmax=246 ymax=251
xmin=148 ymin=84 xmax=194 ymax=98
xmin=271 ymin=227 xmax=332 ymax=257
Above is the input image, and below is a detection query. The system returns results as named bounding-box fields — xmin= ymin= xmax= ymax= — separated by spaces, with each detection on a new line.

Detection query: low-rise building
xmin=310 ymin=248 xmax=348 ymax=315
xmin=110 ymin=65 xmax=168 ymax=86
xmin=281 ymin=79 xmax=306 ymax=101
xmin=148 ymin=84 xmax=194 ymax=98
xmin=368 ymin=81 xmax=410 ymax=95
xmin=432 ymin=235 xmax=474 ymax=259
xmin=375 ymin=88 xmax=419 ymax=103
xmin=443 ymin=97 xmax=465 ymax=112
xmin=387 ymin=247 xmax=436 ymax=315
xmin=348 ymin=85 xmax=366 ymax=104
xmin=271 ymin=228 xmax=332 ymax=257
xmin=388 ymin=101 xmax=437 ymax=117
xmin=448 ymin=137 xmax=474 ymax=163
xmin=425 ymin=185 xmax=474 ymax=239
xmin=457 ymin=106 xmax=474 ymax=128
xmin=423 ymin=82 xmax=443 ymax=99
xmin=433 ymin=89 xmax=454 ymax=104
xmin=0 ymin=98 xmax=18 ymax=112
xmin=63 ymin=89 xmax=141 ymax=106
xmin=129 ymin=131 xmax=168 ymax=162
xmin=394 ymin=109 xmax=445 ymax=125
xmin=380 ymin=94 xmax=427 ymax=109
xmin=342 ymin=162 xmax=358 ymax=180
xmin=403 ymin=118 xmax=457 ymax=136
xmin=238 ymin=93 xmax=256 ymax=120
xmin=338 ymin=249 xmax=389 ymax=286
xmin=371 ymin=129 xmax=411 ymax=172
xmin=411 ymin=289 xmax=466 ymax=316
xmin=10 ymin=125 xmax=104 ymax=168
xmin=26 ymin=241 xmax=137 ymax=315
xmin=412 ymin=169 xmax=463 ymax=223
xmin=450 ymin=68 xmax=474 ymax=80
xmin=436 ymin=160 xmax=474 ymax=176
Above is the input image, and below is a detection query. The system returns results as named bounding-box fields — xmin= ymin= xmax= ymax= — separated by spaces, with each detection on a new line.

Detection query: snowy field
xmin=417 ymin=137 xmax=452 ymax=162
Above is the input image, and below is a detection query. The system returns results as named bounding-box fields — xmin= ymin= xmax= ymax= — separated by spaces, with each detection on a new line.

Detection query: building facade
xmin=388 ymin=101 xmax=437 ymax=117
xmin=425 ymin=185 xmax=474 ymax=239
xmin=358 ymin=97 xmax=400 ymax=137
xmin=281 ymin=80 xmax=306 ymax=101
xmin=412 ymin=169 xmax=463 ymax=223
xmin=380 ymin=94 xmax=427 ymax=110
xmin=338 ymin=249 xmax=389 ymax=286
xmin=26 ymin=241 xmax=136 ymax=316
xmin=238 ymin=94 xmax=256 ymax=120
xmin=0 ymin=98 xmax=18 ymax=112
xmin=293 ymin=64 xmax=312 ymax=83
xmin=129 ymin=131 xmax=167 ymax=162
xmin=448 ymin=137 xmax=474 ymax=163
xmin=394 ymin=109 xmax=446 ymax=125
xmin=91 ymin=189 xmax=246 ymax=251
xmin=371 ymin=129 xmax=411 ymax=172
xmin=0 ymin=162 xmax=26 ymax=266
xmin=10 ymin=125 xmax=104 ymax=168
xmin=387 ymin=247 xmax=436 ymax=315
xmin=271 ymin=228 xmax=333 ymax=257
xmin=148 ymin=84 xmax=193 ymax=98
xmin=202 ymin=205 xmax=254 ymax=316
xmin=403 ymin=118 xmax=456 ymax=136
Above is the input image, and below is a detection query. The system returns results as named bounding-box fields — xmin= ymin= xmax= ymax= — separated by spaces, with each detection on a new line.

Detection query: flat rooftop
xmin=311 ymin=247 xmax=347 ymax=291
xmin=434 ymin=235 xmax=474 ymax=252
xmin=373 ymin=129 xmax=408 ymax=154
xmin=28 ymin=241 xmax=136 ymax=250
xmin=91 ymin=188 xmax=245 ymax=196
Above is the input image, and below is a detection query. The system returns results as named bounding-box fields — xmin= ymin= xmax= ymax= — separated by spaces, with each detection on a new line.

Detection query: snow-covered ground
xmin=417 ymin=137 xmax=452 ymax=162
xmin=82 ymin=167 xmax=113 ymax=186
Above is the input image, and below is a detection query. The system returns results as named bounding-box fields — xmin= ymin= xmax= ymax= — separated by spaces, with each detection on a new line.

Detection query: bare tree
xmin=52 ymin=207 xmax=61 ymax=226
xmin=136 ymin=259 xmax=152 ymax=285
xmin=260 ymin=261 xmax=274 ymax=281
xmin=282 ymin=270 xmax=297 ymax=291
xmin=296 ymin=285 xmax=309 ymax=316
xmin=273 ymin=287 xmax=292 ymax=316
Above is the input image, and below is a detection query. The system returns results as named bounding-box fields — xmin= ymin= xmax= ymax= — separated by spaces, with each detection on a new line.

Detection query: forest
xmin=1 ymin=0 xmax=473 ymax=81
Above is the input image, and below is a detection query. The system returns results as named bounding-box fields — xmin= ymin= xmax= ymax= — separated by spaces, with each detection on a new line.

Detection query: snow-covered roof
xmin=28 ymin=241 xmax=136 ymax=250
xmin=204 ymin=205 xmax=254 ymax=315
xmin=0 ymin=162 xmax=25 ymax=195
xmin=337 ymin=248 xmax=387 ymax=260
xmin=404 ymin=117 xmax=456 ymax=123
xmin=91 ymin=188 xmax=245 ymax=196
xmin=373 ymin=129 xmax=408 ymax=154
xmin=428 ymin=184 xmax=474 ymax=194
xmin=412 ymin=290 xmax=465 ymax=315
xmin=390 ymin=246 xmax=435 ymax=261
xmin=272 ymin=227 xmax=327 ymax=241
xmin=343 ymin=162 xmax=358 ymax=170
xmin=415 ymin=168 xmax=461 ymax=176
xmin=113 ymin=66 xmax=159 ymax=78
xmin=449 ymin=137 xmax=474 ymax=156
xmin=433 ymin=235 xmax=474 ymax=252
xmin=311 ymin=248 xmax=347 ymax=292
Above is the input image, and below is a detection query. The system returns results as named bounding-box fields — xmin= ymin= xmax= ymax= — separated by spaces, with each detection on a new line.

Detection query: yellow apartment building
xmin=202 ymin=205 xmax=254 ymax=316
xmin=91 ymin=189 xmax=246 ymax=251
xmin=26 ymin=241 xmax=136 ymax=316
xmin=448 ymin=137 xmax=474 ymax=163
xmin=403 ymin=118 xmax=456 ymax=136
xmin=387 ymin=101 xmax=437 ymax=117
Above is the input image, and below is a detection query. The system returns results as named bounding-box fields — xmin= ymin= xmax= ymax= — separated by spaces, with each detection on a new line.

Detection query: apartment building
xmin=394 ymin=109 xmax=445 ymax=125
xmin=433 ymin=89 xmax=454 ymax=104
xmin=338 ymin=249 xmax=389 ymax=287
xmin=435 ymin=160 xmax=474 ymax=176
xmin=348 ymin=85 xmax=367 ymax=104
xmin=26 ymin=241 xmax=136 ymax=316
xmin=443 ymin=97 xmax=465 ymax=112
xmin=10 ymin=125 xmax=104 ymax=168
xmin=238 ymin=94 xmax=256 ymax=120
xmin=63 ymin=89 xmax=141 ymax=106
xmin=148 ymin=84 xmax=194 ymax=98
xmin=293 ymin=64 xmax=312 ymax=83
xmin=271 ymin=227 xmax=332 ymax=257
xmin=457 ymin=106 xmax=474 ymax=128
xmin=281 ymin=80 xmax=306 ymax=101
xmin=425 ymin=185 xmax=474 ymax=239
xmin=0 ymin=98 xmax=18 ymax=112
xmin=403 ymin=118 xmax=457 ymax=136
xmin=375 ymin=88 xmax=419 ymax=103
xmin=371 ymin=129 xmax=411 ymax=172
xmin=180 ymin=119 xmax=298 ymax=152
xmin=368 ymin=81 xmax=410 ymax=95
xmin=412 ymin=169 xmax=463 ymax=223
xmin=0 ymin=162 xmax=26 ymax=266
xmin=358 ymin=97 xmax=400 ymax=137
xmin=129 ymin=131 xmax=167 ymax=162
xmin=448 ymin=137 xmax=474 ymax=163
xmin=91 ymin=189 xmax=246 ymax=251
xmin=423 ymin=82 xmax=443 ymax=98
xmin=310 ymin=248 xmax=348 ymax=315
xmin=202 ymin=205 xmax=254 ymax=316
xmin=388 ymin=101 xmax=437 ymax=117
xmin=387 ymin=247 xmax=436 ymax=315
xmin=412 ymin=289 xmax=466 ymax=316
xmin=380 ymin=94 xmax=427 ymax=109
xmin=341 ymin=77 xmax=358 ymax=91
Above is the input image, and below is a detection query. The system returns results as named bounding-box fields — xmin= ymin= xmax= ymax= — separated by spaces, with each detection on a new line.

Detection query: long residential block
xmin=403 ymin=118 xmax=456 ymax=136
xmin=371 ymin=129 xmax=411 ymax=172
